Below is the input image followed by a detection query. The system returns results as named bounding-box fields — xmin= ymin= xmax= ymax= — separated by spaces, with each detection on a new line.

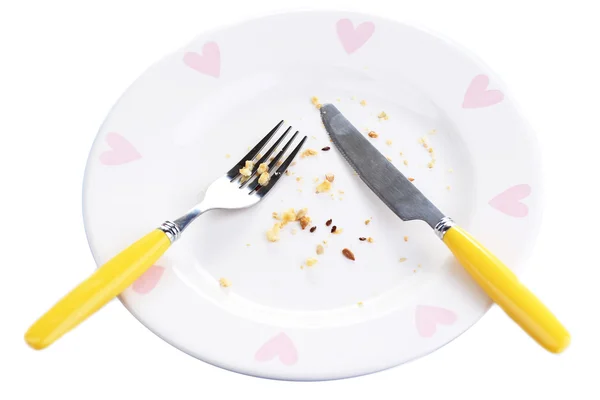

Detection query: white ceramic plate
xmin=83 ymin=11 xmax=542 ymax=380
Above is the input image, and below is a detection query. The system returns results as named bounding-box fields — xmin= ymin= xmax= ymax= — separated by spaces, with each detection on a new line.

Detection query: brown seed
xmin=342 ymin=248 xmax=355 ymax=261
xmin=310 ymin=226 xmax=317 ymax=233
xmin=359 ymin=237 xmax=367 ymax=241
xmin=326 ymin=219 xmax=333 ymax=226
xmin=321 ymin=146 xmax=331 ymax=151
xmin=331 ymin=225 xmax=337 ymax=233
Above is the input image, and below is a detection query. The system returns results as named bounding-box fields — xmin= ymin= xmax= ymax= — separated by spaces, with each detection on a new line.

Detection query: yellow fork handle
xmin=25 ymin=229 xmax=171 ymax=350
xmin=443 ymin=225 xmax=570 ymax=353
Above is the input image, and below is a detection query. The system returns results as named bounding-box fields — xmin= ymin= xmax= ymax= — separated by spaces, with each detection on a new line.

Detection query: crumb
xmin=257 ymin=163 xmax=269 ymax=175
xmin=403 ymin=236 xmax=409 ymax=242
xmin=326 ymin=219 xmax=333 ymax=226
xmin=301 ymin=149 xmax=318 ymax=158
xmin=246 ymin=243 xmax=251 ymax=247
xmin=258 ymin=172 xmax=270 ymax=186
xmin=266 ymin=223 xmax=282 ymax=242
xmin=336 ymin=97 xmax=341 ymax=102
xmin=322 ymin=146 xmax=331 ymax=151
xmin=240 ymin=175 xmax=249 ymax=183
xmin=446 ymin=185 xmax=451 ymax=190
xmin=403 ymin=160 xmax=408 ymax=166
xmin=281 ymin=208 xmax=296 ymax=225
xmin=291 ymin=162 xmax=297 ymax=166
xmin=310 ymin=226 xmax=317 ymax=233
xmin=256 ymin=153 xmax=262 ymax=159
xmin=351 ymin=95 xmax=356 ymax=100
xmin=219 ymin=278 xmax=231 ymax=288
xmin=399 ymin=152 xmax=404 ymax=156
xmin=296 ymin=177 xmax=302 ymax=182
xmin=367 ymin=237 xmax=374 ymax=243
xmin=377 ymin=111 xmax=389 ymax=121
xmin=357 ymin=301 xmax=364 ymax=307
xmin=325 ymin=173 xmax=335 ymax=182
xmin=408 ymin=177 xmax=415 ymax=182
xmin=342 ymin=248 xmax=355 ymax=260
xmin=413 ymin=269 xmax=416 ymax=273
xmin=428 ymin=148 xmax=434 ymax=154
xmin=427 ymin=161 xmax=435 ymax=169
xmin=276 ymin=160 xmax=283 ymax=167
xmin=360 ymin=100 xmax=367 ymax=106
xmin=365 ymin=219 xmax=371 ymax=225
xmin=316 ymin=104 xmax=322 ymax=109
xmin=311 ymin=96 xmax=320 ymax=107
xmin=368 ymin=131 xmax=379 ymax=138
xmin=225 ymin=154 xmax=231 ymax=158
xmin=297 ymin=189 xmax=302 ymax=192
xmin=353 ymin=171 xmax=358 ymax=176
xmin=333 ymin=228 xmax=343 ymax=234
xmin=316 ymin=179 xmax=332 ymax=193
xmin=418 ymin=264 xmax=422 ymax=268
xmin=316 ymin=244 xmax=324 ymax=255
xmin=399 ymin=257 xmax=407 ymax=263
xmin=338 ymin=190 xmax=344 ymax=194
xmin=272 ymin=212 xmax=279 ymax=220
xmin=239 ymin=160 xmax=253 ymax=177
xmin=386 ymin=156 xmax=392 ymax=161
xmin=306 ymin=258 xmax=318 ymax=267
xmin=300 ymin=265 xmax=304 ymax=270
xmin=386 ymin=139 xmax=392 ymax=146
xmin=296 ymin=208 xmax=308 ymax=219
xmin=448 ymin=168 xmax=454 ymax=173
xmin=359 ymin=237 xmax=367 ymax=241
xmin=323 ymin=240 xmax=328 ymax=244
xmin=330 ymin=225 xmax=337 ymax=233
xmin=299 ymin=216 xmax=311 ymax=230
xmin=429 ymin=129 xmax=437 ymax=134
xmin=285 ymin=170 xmax=291 ymax=176
xmin=313 ymin=177 xmax=320 ymax=183
xmin=291 ymin=228 xmax=297 ymax=235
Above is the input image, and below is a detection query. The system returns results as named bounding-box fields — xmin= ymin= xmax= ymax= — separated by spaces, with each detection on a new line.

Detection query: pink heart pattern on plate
xmin=489 ymin=184 xmax=531 ymax=217
xmin=416 ymin=305 xmax=457 ymax=337
xmin=336 ymin=19 xmax=375 ymax=54
xmin=99 ymin=132 xmax=141 ymax=165
xmin=132 ymin=265 xmax=165 ymax=294
xmin=183 ymin=42 xmax=221 ymax=78
xmin=255 ymin=332 xmax=298 ymax=366
xmin=462 ymin=74 xmax=504 ymax=108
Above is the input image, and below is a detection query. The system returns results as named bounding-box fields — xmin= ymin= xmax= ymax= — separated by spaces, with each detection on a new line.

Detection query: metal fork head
xmin=182 ymin=121 xmax=306 ymax=219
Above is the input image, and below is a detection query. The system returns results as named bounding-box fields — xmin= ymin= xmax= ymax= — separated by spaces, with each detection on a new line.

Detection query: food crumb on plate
xmin=386 ymin=139 xmax=393 ymax=146
xmin=296 ymin=177 xmax=302 ymax=182
xmin=239 ymin=160 xmax=254 ymax=177
xmin=408 ymin=177 xmax=415 ymax=182
xmin=299 ymin=216 xmax=311 ymax=230
xmin=316 ymin=244 xmax=324 ymax=255
xmin=448 ymin=168 xmax=454 ymax=173
xmin=360 ymin=99 xmax=367 ymax=106
xmin=301 ymin=148 xmax=318 ymax=158
xmin=368 ymin=131 xmax=379 ymax=138
xmin=399 ymin=257 xmax=408 ymax=263
xmin=427 ymin=161 xmax=435 ymax=169
xmin=403 ymin=236 xmax=409 ymax=242
xmin=306 ymin=258 xmax=318 ymax=267
xmin=365 ymin=219 xmax=371 ymax=225
xmin=378 ymin=111 xmax=389 ymax=120
xmin=342 ymin=248 xmax=355 ymax=260
xmin=386 ymin=156 xmax=392 ymax=161
xmin=357 ymin=301 xmax=364 ymax=307
xmin=266 ymin=223 xmax=281 ymax=242
xmin=291 ymin=228 xmax=297 ymax=235
xmin=351 ymin=95 xmax=356 ymax=100
xmin=367 ymin=237 xmax=374 ymax=243
xmin=311 ymin=96 xmax=322 ymax=109
xmin=245 ymin=243 xmax=251 ymax=247
xmin=272 ymin=212 xmax=279 ymax=220
xmin=403 ymin=159 xmax=409 ymax=166
xmin=219 ymin=278 xmax=232 ymax=288
xmin=325 ymin=173 xmax=335 ymax=182
xmin=333 ymin=228 xmax=343 ymax=234
xmin=446 ymin=185 xmax=451 ymax=190
xmin=316 ymin=179 xmax=332 ymax=193
xmin=225 ymin=154 xmax=231 ymax=158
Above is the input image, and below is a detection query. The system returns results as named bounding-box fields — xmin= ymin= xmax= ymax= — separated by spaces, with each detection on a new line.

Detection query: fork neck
xmin=159 ymin=202 xmax=211 ymax=243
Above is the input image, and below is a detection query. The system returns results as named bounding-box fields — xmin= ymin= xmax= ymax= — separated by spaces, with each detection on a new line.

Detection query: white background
xmin=1 ymin=0 xmax=598 ymax=399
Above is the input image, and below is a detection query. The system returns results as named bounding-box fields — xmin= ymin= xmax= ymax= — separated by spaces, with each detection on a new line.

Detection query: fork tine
xmin=246 ymin=131 xmax=299 ymax=192
xmin=251 ymin=135 xmax=307 ymax=195
xmin=226 ymin=120 xmax=284 ymax=179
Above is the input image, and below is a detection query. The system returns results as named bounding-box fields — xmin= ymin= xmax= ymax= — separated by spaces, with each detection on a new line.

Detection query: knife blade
xmin=320 ymin=103 xmax=570 ymax=354
xmin=320 ymin=104 xmax=444 ymax=228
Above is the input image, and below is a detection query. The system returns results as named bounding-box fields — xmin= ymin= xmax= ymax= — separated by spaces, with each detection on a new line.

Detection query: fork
xmin=25 ymin=121 xmax=306 ymax=350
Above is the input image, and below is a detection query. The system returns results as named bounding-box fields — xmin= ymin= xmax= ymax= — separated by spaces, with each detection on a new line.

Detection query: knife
xmin=320 ymin=104 xmax=569 ymax=353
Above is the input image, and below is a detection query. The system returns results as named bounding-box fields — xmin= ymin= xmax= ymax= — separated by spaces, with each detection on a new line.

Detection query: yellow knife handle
xmin=442 ymin=225 xmax=570 ymax=353
xmin=25 ymin=229 xmax=171 ymax=350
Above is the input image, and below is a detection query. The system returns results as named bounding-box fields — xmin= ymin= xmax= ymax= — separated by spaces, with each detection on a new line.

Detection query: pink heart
xmin=255 ymin=333 xmax=298 ymax=366
xmin=183 ymin=42 xmax=221 ymax=78
xmin=336 ymin=19 xmax=375 ymax=54
xmin=462 ymin=74 xmax=504 ymax=108
xmin=416 ymin=305 xmax=457 ymax=337
xmin=132 ymin=265 xmax=165 ymax=294
xmin=99 ymin=132 xmax=141 ymax=165
xmin=489 ymin=184 xmax=531 ymax=217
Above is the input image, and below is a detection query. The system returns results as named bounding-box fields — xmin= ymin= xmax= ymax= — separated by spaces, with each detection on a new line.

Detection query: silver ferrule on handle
xmin=159 ymin=220 xmax=182 ymax=243
xmin=434 ymin=217 xmax=455 ymax=240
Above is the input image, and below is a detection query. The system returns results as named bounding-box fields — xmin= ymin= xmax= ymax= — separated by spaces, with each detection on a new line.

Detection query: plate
xmin=83 ymin=11 xmax=542 ymax=380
